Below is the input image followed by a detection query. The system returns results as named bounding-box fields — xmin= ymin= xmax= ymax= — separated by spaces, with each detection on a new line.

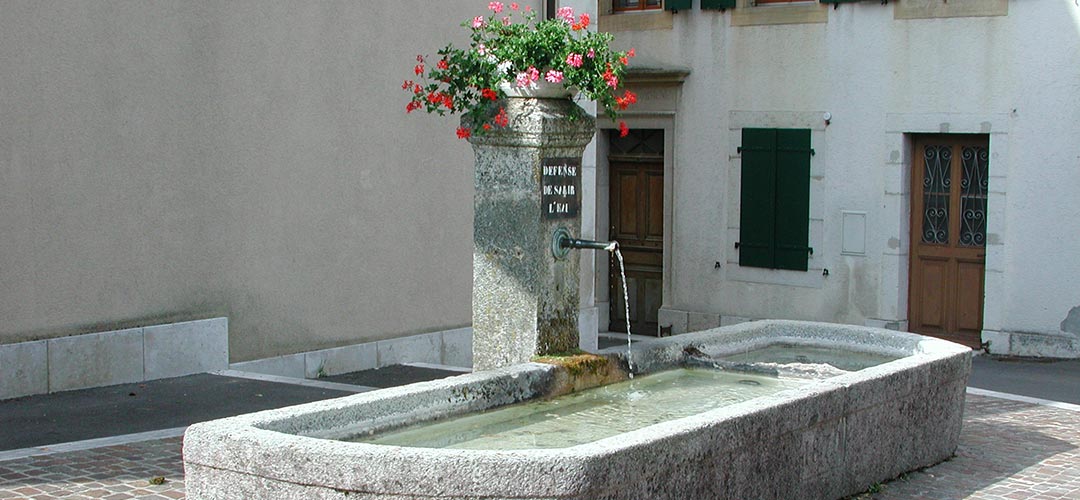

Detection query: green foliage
xmin=404 ymin=3 xmax=636 ymax=137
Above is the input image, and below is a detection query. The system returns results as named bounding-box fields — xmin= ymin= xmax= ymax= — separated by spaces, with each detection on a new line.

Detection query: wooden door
xmin=909 ymin=135 xmax=989 ymax=348
xmin=609 ymin=160 xmax=664 ymax=335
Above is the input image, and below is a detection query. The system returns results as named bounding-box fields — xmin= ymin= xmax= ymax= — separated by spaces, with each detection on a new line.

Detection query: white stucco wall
xmin=0 ymin=0 xmax=541 ymax=362
xmin=594 ymin=0 xmax=1080 ymax=355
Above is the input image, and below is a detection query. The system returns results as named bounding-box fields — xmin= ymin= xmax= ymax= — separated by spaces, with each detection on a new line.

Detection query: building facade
xmin=579 ymin=0 xmax=1080 ymax=357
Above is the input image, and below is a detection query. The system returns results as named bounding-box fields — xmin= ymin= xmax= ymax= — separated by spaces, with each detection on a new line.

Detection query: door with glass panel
xmin=909 ymin=135 xmax=989 ymax=348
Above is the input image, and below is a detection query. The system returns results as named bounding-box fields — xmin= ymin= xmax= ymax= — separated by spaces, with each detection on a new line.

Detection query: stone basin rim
xmin=182 ymin=320 xmax=972 ymax=500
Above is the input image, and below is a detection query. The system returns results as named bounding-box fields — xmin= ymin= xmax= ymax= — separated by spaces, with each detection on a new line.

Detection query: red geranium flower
xmin=456 ymin=127 xmax=472 ymax=139
xmin=494 ymin=107 xmax=509 ymax=127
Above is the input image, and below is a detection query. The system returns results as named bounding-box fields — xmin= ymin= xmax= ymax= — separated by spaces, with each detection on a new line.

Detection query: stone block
xmin=230 ymin=353 xmax=305 ymax=378
xmin=1006 ymin=330 xmax=1080 ymax=358
xmin=720 ymin=315 xmax=752 ymax=327
xmin=440 ymin=327 xmax=473 ymax=368
xmin=658 ymin=308 xmax=688 ymax=334
xmin=841 ymin=379 xmax=966 ymax=494
xmin=144 ymin=317 xmax=228 ymax=380
xmin=304 ymin=343 xmax=377 ymax=378
xmin=48 ymin=328 xmax=144 ymax=392
xmin=0 ymin=340 xmax=47 ymax=400
xmin=688 ymin=311 xmax=720 ymax=332
xmin=577 ymin=308 xmax=599 ymax=353
xmin=377 ymin=332 xmax=441 ymax=367
xmin=981 ymin=329 xmax=1011 ymax=355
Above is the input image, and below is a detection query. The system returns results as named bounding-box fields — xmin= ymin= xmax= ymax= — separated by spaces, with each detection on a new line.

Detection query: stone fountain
xmin=182 ymin=91 xmax=972 ymax=500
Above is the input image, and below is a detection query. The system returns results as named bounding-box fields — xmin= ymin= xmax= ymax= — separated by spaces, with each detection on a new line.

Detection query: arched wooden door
xmin=909 ymin=135 xmax=989 ymax=348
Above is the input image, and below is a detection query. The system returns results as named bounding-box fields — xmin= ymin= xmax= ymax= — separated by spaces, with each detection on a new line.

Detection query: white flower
xmin=486 ymin=54 xmax=498 ymax=65
xmin=496 ymin=60 xmax=513 ymax=75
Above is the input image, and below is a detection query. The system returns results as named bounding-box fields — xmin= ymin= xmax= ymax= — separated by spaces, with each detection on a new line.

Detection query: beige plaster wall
xmin=0 ymin=0 xmax=534 ymax=361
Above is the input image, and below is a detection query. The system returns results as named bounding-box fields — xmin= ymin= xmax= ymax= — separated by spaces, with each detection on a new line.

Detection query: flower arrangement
xmin=403 ymin=2 xmax=636 ymax=139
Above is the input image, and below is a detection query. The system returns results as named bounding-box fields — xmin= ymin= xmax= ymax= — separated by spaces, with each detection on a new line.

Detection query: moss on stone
xmin=533 ymin=352 xmax=629 ymax=396
xmin=534 ymin=352 xmax=608 ymax=377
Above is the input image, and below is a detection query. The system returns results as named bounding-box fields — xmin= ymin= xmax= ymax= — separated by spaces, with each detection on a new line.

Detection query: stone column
xmin=467 ymin=97 xmax=596 ymax=371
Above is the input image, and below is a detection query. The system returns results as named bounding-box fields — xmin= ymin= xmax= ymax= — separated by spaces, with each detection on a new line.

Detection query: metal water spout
xmin=551 ymin=227 xmax=617 ymax=259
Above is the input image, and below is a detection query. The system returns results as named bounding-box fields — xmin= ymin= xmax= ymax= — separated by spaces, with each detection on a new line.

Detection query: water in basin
xmin=348 ymin=368 xmax=807 ymax=450
xmin=720 ymin=343 xmax=899 ymax=372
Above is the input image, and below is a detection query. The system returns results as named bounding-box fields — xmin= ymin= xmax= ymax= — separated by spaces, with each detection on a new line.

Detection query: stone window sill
xmin=731 ymin=0 xmax=828 ymax=27
xmin=598 ymin=10 xmax=674 ymax=32
xmin=893 ymin=0 xmax=1007 ymax=20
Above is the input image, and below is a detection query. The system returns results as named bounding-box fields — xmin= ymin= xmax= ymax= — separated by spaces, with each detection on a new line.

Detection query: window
xmin=613 ymin=0 xmax=662 ymax=11
xmin=737 ymin=128 xmax=812 ymax=271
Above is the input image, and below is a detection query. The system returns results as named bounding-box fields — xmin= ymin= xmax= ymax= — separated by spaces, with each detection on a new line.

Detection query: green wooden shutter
xmin=773 ymin=129 xmax=811 ymax=271
xmin=739 ymin=128 xmax=777 ymax=269
xmin=701 ymin=0 xmax=736 ymax=9
xmin=665 ymin=0 xmax=692 ymax=11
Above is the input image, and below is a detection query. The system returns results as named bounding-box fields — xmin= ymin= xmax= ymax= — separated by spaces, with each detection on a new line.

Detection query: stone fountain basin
xmin=182 ymin=320 xmax=971 ymax=500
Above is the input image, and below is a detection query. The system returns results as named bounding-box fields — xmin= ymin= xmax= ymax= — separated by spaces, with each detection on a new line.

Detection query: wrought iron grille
xmin=922 ymin=145 xmax=951 ymax=245
xmin=609 ymin=129 xmax=664 ymax=158
xmin=959 ymin=146 xmax=989 ymax=247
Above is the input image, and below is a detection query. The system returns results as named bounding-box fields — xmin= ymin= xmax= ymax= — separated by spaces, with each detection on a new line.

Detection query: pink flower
xmin=489 ymin=2 xmax=504 ymax=13
xmin=545 ymin=70 xmax=564 ymax=83
xmin=579 ymin=13 xmax=590 ymax=29
xmin=586 ymin=48 xmax=595 ymax=59
xmin=502 ymin=16 xmax=511 ymax=26
xmin=472 ymin=16 xmax=486 ymax=28
xmin=476 ymin=43 xmax=488 ymax=56
xmin=510 ymin=2 xmax=519 ymax=10
xmin=515 ymin=71 xmax=533 ymax=88
xmin=515 ymin=67 xmax=541 ymax=89
xmin=524 ymin=5 xmax=531 ymax=12
xmin=566 ymin=53 xmax=583 ymax=68
xmin=556 ymin=6 xmax=575 ymax=23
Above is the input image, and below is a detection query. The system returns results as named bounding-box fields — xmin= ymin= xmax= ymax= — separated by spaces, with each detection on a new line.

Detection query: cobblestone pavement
xmin=861 ymin=395 xmax=1080 ymax=500
xmin=0 ymin=438 xmax=184 ymax=499
xmin=1 ymin=394 xmax=1077 ymax=499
